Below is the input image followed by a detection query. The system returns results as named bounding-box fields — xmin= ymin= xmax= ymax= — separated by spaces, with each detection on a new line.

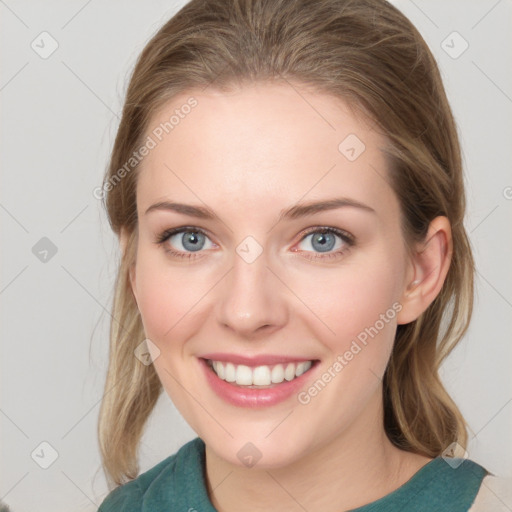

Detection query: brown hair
xmin=98 ymin=0 xmax=474 ymax=488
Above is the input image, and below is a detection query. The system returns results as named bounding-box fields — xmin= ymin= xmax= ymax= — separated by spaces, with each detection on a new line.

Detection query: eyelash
xmin=154 ymin=226 xmax=355 ymax=261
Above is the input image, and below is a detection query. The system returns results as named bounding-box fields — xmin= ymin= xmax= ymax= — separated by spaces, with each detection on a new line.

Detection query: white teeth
xmin=253 ymin=365 xmax=271 ymax=385
xmin=284 ymin=362 xmax=296 ymax=381
xmin=209 ymin=359 xmax=314 ymax=386
xmin=271 ymin=364 xmax=285 ymax=384
xmin=235 ymin=365 xmax=253 ymax=385
xmin=296 ymin=361 xmax=309 ymax=377
xmin=225 ymin=362 xmax=236 ymax=382
xmin=215 ymin=360 xmax=225 ymax=380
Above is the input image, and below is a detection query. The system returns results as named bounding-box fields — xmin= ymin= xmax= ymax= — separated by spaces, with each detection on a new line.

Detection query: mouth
xmin=202 ymin=358 xmax=319 ymax=388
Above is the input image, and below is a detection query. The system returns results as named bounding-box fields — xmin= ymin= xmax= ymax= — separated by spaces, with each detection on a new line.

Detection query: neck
xmin=204 ymin=390 xmax=432 ymax=512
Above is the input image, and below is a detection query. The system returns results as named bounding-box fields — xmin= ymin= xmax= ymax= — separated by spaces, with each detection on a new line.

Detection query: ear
xmin=396 ymin=216 xmax=453 ymax=325
xmin=120 ymin=227 xmax=138 ymax=303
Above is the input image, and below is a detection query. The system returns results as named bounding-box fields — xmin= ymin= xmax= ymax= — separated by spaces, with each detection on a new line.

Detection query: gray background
xmin=1 ymin=1 xmax=511 ymax=511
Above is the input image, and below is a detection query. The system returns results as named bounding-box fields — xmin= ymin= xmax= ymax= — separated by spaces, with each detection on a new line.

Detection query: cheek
xmin=292 ymin=256 xmax=402 ymax=346
xmin=133 ymin=252 xmax=205 ymax=343
xmin=134 ymin=238 xmax=404 ymax=360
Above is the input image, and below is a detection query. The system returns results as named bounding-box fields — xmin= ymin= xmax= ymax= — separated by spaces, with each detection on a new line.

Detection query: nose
xmin=216 ymin=249 xmax=289 ymax=339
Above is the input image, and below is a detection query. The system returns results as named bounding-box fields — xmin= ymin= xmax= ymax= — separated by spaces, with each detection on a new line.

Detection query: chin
xmin=202 ymin=428 xmax=315 ymax=470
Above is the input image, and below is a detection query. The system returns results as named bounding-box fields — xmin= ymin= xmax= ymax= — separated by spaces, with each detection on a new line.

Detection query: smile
xmin=207 ymin=359 xmax=314 ymax=387
xmin=199 ymin=357 xmax=320 ymax=408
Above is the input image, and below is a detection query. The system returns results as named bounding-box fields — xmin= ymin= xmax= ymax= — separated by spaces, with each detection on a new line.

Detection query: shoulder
xmin=363 ymin=456 xmax=490 ymax=511
xmin=469 ymin=474 xmax=512 ymax=511
xmin=413 ymin=457 xmax=488 ymax=508
xmin=98 ymin=437 xmax=204 ymax=512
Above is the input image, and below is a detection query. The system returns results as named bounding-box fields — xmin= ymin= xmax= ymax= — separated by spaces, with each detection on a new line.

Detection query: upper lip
xmin=200 ymin=352 xmax=318 ymax=366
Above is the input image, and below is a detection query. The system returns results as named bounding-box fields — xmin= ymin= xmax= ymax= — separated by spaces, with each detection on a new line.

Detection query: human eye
xmin=154 ymin=226 xmax=216 ymax=260
xmin=154 ymin=225 xmax=355 ymax=262
xmin=292 ymin=226 xmax=355 ymax=261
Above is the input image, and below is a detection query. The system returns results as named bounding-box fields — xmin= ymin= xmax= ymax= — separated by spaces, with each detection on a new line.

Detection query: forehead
xmin=136 ymin=82 xmax=395 ymax=220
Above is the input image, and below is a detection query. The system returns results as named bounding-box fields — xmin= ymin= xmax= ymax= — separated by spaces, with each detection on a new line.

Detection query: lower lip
xmin=199 ymin=358 xmax=319 ymax=408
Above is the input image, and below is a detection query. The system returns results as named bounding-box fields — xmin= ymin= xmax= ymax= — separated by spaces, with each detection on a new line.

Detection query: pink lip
xmin=199 ymin=352 xmax=315 ymax=367
xmin=198 ymin=357 xmax=320 ymax=408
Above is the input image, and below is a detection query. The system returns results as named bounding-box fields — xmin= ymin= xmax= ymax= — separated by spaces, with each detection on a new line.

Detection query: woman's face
xmin=127 ymin=82 xmax=417 ymax=468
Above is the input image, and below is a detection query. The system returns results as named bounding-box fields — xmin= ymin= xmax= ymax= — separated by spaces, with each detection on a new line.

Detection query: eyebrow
xmin=145 ymin=197 xmax=376 ymax=221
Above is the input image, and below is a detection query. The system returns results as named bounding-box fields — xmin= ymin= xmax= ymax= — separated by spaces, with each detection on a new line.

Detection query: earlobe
xmin=396 ymin=216 xmax=453 ymax=325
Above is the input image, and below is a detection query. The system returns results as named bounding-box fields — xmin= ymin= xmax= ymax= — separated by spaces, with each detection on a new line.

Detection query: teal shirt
xmin=98 ymin=437 xmax=488 ymax=511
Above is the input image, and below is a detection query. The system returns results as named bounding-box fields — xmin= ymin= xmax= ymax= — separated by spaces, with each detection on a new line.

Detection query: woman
xmin=96 ymin=0 xmax=508 ymax=510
